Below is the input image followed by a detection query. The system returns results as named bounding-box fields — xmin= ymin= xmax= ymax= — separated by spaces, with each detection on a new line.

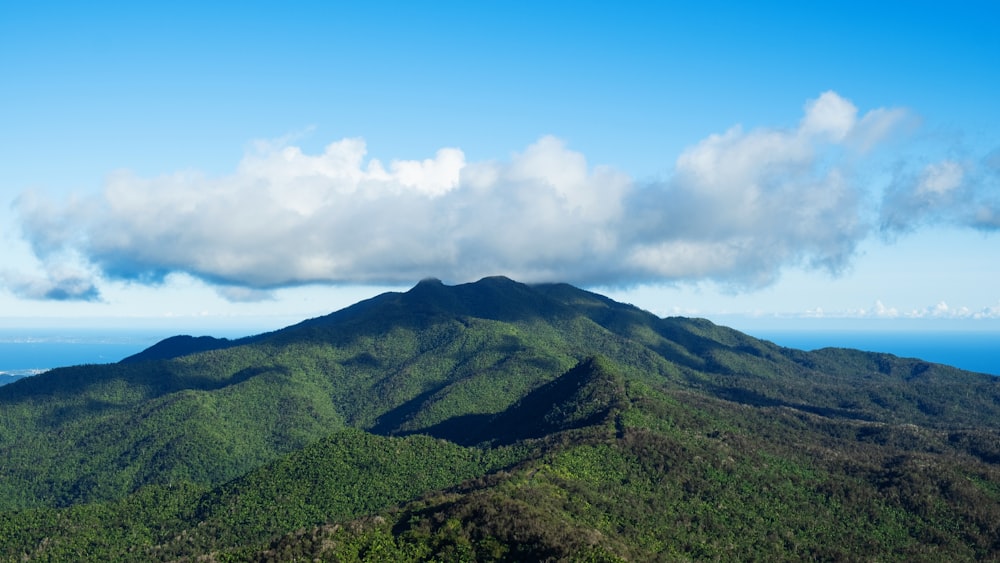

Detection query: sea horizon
xmin=749 ymin=329 xmax=999 ymax=377
xmin=0 ymin=327 xmax=260 ymax=378
xmin=1 ymin=325 xmax=997 ymax=381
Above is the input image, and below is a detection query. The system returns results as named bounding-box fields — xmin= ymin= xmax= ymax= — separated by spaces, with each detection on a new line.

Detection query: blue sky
xmin=2 ymin=1 xmax=998 ymax=333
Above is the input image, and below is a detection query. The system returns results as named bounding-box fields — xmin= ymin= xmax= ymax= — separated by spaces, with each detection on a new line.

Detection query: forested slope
xmin=1 ymin=276 xmax=998 ymax=560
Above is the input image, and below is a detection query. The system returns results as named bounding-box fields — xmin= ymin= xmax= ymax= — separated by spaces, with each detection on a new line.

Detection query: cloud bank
xmin=804 ymin=299 xmax=1000 ymax=320
xmin=13 ymin=91 xmax=973 ymax=301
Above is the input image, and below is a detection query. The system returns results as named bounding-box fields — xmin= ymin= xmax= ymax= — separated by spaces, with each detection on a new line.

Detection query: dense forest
xmin=1 ymin=276 xmax=998 ymax=561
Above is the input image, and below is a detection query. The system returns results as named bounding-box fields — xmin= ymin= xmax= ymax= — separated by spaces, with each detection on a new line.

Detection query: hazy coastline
xmin=2 ymin=326 xmax=997 ymax=379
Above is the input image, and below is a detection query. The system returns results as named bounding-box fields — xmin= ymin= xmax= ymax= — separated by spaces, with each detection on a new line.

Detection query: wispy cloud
xmin=11 ymin=92 xmax=927 ymax=300
xmin=880 ymin=147 xmax=1000 ymax=234
xmin=804 ymin=299 xmax=1000 ymax=320
xmin=0 ymin=267 xmax=101 ymax=302
xmin=623 ymin=91 xmax=906 ymax=288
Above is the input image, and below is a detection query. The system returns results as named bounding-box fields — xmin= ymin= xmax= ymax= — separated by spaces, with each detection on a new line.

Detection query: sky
xmin=2 ymin=1 xmax=999 ymax=335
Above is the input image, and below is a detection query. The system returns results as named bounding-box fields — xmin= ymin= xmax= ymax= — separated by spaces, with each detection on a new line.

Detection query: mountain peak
xmin=120 ymin=335 xmax=235 ymax=363
xmin=396 ymin=275 xmax=561 ymax=322
xmin=409 ymin=275 xmax=521 ymax=292
xmin=415 ymin=277 xmax=444 ymax=287
xmin=471 ymin=275 xmax=518 ymax=285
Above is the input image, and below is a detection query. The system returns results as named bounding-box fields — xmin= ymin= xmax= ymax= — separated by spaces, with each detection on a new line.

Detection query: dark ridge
xmin=252 ymin=277 xmax=612 ymax=344
xmin=418 ymin=355 xmax=627 ymax=445
xmin=444 ymin=276 xmax=576 ymax=322
xmin=270 ymin=289 xmax=405 ymax=335
xmin=0 ymin=374 xmax=31 ymax=387
xmin=333 ymin=275 xmax=579 ymax=325
xmin=120 ymin=335 xmax=236 ymax=363
xmin=491 ymin=355 xmax=626 ymax=441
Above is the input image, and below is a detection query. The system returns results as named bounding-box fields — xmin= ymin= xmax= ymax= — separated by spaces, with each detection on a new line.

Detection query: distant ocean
xmin=0 ymin=328 xmax=255 ymax=381
xmin=750 ymin=330 xmax=999 ymax=376
xmin=0 ymin=329 xmax=162 ymax=378
xmin=1 ymin=327 xmax=997 ymax=383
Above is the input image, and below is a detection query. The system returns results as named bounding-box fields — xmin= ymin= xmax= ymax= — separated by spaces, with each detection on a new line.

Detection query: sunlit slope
xmin=1 ymin=276 xmax=998 ymax=516
xmin=3 ymin=353 xmax=998 ymax=561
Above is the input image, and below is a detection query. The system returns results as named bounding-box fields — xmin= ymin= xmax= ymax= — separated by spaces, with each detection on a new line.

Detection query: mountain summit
xmin=2 ymin=277 xmax=999 ymax=561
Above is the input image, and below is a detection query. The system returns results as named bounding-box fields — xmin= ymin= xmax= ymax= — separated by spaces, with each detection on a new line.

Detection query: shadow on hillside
xmin=179 ymin=365 xmax=283 ymax=392
xmin=706 ymin=384 xmax=876 ymax=422
xmin=394 ymin=356 xmax=626 ymax=447
xmin=410 ymin=413 xmax=496 ymax=446
xmin=369 ymin=385 xmax=451 ymax=436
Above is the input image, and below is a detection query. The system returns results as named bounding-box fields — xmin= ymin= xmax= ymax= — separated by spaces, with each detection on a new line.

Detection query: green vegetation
xmin=1 ymin=276 xmax=998 ymax=560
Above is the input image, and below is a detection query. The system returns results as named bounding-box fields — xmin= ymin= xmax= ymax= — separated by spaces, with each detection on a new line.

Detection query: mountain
xmin=120 ymin=334 xmax=241 ymax=363
xmin=1 ymin=276 xmax=998 ymax=561
xmin=0 ymin=372 xmax=33 ymax=387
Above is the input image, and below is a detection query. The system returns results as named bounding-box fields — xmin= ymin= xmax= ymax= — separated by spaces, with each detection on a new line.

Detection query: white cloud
xmin=732 ymin=297 xmax=1000 ymax=323
xmin=917 ymin=161 xmax=964 ymax=196
xmin=804 ymin=299 xmax=1000 ymax=320
xmin=800 ymin=90 xmax=857 ymax=142
xmin=13 ymin=92 xmax=919 ymax=299
xmin=16 ymin=135 xmax=632 ymax=290
xmin=929 ymin=301 xmax=950 ymax=317
xmin=880 ymin=149 xmax=1000 ymax=234
xmin=873 ymin=300 xmax=899 ymax=318
xmin=973 ymin=302 xmax=1000 ymax=320
xmin=624 ymin=91 xmax=907 ymax=287
xmin=0 ymin=267 xmax=101 ymax=302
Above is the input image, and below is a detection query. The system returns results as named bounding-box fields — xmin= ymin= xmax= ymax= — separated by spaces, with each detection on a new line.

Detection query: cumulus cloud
xmin=622 ymin=91 xmax=903 ymax=287
xmin=973 ymin=302 xmax=1000 ymax=320
xmin=13 ymin=91 xmax=915 ymax=299
xmin=872 ymin=300 xmax=900 ymax=318
xmin=880 ymin=147 xmax=1000 ymax=234
xmin=807 ymin=299 xmax=1000 ymax=320
xmin=0 ymin=267 xmax=101 ymax=302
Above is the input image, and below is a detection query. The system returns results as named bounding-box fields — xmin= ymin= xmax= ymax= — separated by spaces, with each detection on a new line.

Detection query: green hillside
xmin=1 ymin=277 xmax=998 ymax=560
